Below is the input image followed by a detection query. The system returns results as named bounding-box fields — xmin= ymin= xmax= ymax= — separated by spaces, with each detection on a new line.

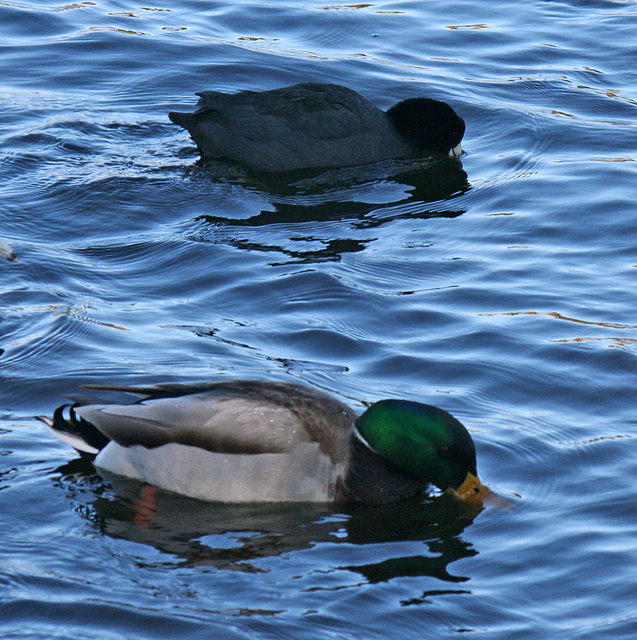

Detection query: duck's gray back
xmin=80 ymin=379 xmax=357 ymax=463
xmin=170 ymin=83 xmax=414 ymax=172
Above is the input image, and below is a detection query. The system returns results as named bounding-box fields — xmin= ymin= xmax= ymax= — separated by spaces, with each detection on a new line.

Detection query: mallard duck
xmin=40 ymin=379 xmax=489 ymax=505
xmin=169 ymin=82 xmax=465 ymax=172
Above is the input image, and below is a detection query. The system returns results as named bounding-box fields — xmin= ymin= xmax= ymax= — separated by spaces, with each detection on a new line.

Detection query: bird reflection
xmin=54 ymin=458 xmax=480 ymax=586
xmin=192 ymin=156 xmax=469 ymax=263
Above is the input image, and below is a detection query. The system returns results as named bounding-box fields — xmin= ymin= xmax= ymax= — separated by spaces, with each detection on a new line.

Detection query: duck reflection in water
xmin=55 ymin=459 xmax=482 ymax=589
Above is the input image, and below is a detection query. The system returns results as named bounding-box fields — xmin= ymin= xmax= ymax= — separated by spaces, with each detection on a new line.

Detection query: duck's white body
xmin=97 ymin=441 xmax=342 ymax=502
xmin=0 ymin=236 xmax=17 ymax=262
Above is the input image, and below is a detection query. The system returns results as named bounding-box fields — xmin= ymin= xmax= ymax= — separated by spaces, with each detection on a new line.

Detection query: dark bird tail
xmin=37 ymin=405 xmax=110 ymax=458
xmin=168 ymin=111 xmax=194 ymax=130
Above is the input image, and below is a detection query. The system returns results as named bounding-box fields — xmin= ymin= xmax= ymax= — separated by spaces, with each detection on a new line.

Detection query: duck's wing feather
xmin=78 ymin=379 xmax=356 ymax=461
xmin=77 ymin=395 xmax=309 ymax=454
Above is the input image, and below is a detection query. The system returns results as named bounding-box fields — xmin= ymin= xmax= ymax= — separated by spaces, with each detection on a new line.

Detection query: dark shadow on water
xmin=197 ymin=155 xmax=469 ymax=223
xmin=189 ymin=156 xmax=469 ymax=263
xmin=54 ymin=458 xmax=480 ymax=587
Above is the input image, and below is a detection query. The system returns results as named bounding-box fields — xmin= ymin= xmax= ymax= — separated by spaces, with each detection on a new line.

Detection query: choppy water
xmin=1 ymin=1 xmax=636 ymax=638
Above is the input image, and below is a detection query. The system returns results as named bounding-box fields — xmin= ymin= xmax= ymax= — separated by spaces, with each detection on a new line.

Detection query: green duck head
xmin=355 ymin=399 xmax=489 ymax=505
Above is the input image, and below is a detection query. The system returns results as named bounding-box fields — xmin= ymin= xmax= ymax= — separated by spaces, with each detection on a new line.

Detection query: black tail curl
xmin=52 ymin=404 xmax=111 ymax=456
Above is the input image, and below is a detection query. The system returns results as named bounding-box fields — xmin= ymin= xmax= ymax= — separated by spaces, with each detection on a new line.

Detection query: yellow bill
xmin=448 ymin=471 xmax=491 ymax=506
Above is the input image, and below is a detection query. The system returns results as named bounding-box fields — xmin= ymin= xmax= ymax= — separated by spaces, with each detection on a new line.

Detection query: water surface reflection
xmin=55 ymin=459 xmax=481 ymax=588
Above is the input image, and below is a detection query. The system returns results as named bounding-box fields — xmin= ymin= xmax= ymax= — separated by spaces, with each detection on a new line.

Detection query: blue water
xmin=1 ymin=1 xmax=637 ymax=638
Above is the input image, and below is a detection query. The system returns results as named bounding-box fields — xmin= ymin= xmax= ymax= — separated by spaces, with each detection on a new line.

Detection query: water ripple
xmin=2 ymin=0 xmax=637 ymax=638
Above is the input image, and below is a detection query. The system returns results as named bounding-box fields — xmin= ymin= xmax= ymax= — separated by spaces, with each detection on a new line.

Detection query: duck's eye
xmin=437 ymin=445 xmax=452 ymax=459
